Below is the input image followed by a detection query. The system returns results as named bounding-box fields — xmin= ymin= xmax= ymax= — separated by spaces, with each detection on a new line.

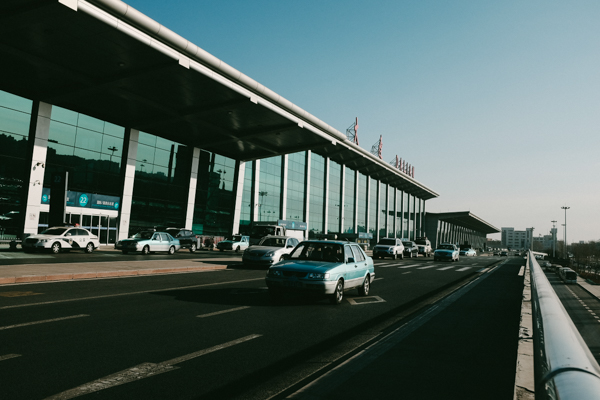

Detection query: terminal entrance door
xmin=66 ymin=212 xmax=118 ymax=245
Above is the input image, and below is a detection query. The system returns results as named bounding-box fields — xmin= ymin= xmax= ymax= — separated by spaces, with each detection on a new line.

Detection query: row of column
xmin=436 ymin=221 xmax=485 ymax=249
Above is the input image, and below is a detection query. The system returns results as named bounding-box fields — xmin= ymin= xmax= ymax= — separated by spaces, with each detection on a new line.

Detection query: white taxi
xmin=22 ymin=226 xmax=100 ymax=254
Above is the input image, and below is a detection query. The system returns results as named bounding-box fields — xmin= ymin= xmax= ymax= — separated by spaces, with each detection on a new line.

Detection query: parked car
xmin=401 ymin=240 xmax=419 ymax=258
xmin=115 ymin=231 xmax=181 ymax=255
xmin=164 ymin=228 xmax=199 ymax=253
xmin=434 ymin=243 xmax=459 ymax=262
xmin=415 ymin=237 xmax=432 ymax=257
xmin=459 ymin=248 xmax=476 ymax=257
xmin=22 ymin=226 xmax=100 ymax=254
xmin=242 ymin=236 xmax=300 ymax=266
xmin=373 ymin=237 xmax=404 ymax=260
xmin=265 ymin=240 xmax=375 ymax=304
xmin=217 ymin=235 xmax=250 ymax=252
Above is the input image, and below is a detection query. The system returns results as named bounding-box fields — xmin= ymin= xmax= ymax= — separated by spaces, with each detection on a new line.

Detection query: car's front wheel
xmin=330 ymin=279 xmax=344 ymax=305
xmin=235 ymin=246 xmax=240 ymax=253
xmin=51 ymin=242 xmax=61 ymax=254
xmin=168 ymin=246 xmax=176 ymax=255
xmin=358 ymin=275 xmax=370 ymax=296
xmin=142 ymin=245 xmax=150 ymax=255
xmin=85 ymin=242 xmax=94 ymax=253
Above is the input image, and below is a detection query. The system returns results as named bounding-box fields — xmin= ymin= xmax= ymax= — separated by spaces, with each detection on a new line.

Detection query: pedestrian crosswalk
xmin=373 ymin=261 xmax=478 ymax=272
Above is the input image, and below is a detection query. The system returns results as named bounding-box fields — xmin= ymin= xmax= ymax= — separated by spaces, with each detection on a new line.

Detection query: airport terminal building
xmin=0 ymin=0 xmax=498 ymax=246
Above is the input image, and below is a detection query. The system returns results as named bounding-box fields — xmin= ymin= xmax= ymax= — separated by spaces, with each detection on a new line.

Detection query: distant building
xmin=501 ymin=227 xmax=534 ymax=249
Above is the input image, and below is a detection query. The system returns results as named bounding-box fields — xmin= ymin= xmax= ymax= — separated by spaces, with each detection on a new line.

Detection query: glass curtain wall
xmin=403 ymin=191 xmax=409 ymax=238
xmin=131 ymin=132 xmax=192 ymax=232
xmin=327 ymin=161 xmax=341 ymax=233
xmin=192 ymin=151 xmax=235 ymax=236
xmin=238 ymin=161 xmax=253 ymax=233
xmin=396 ymin=190 xmax=403 ymax=238
xmin=0 ymin=90 xmax=32 ymax=238
xmin=379 ymin=182 xmax=387 ymax=239
xmin=368 ymin=178 xmax=377 ymax=239
xmin=308 ymin=153 xmax=325 ymax=238
xmin=258 ymin=156 xmax=282 ymax=222
xmin=388 ymin=187 xmax=395 ymax=237
xmin=286 ymin=152 xmax=305 ymax=222
xmin=343 ymin=166 xmax=355 ymax=233
xmin=356 ymin=173 xmax=367 ymax=233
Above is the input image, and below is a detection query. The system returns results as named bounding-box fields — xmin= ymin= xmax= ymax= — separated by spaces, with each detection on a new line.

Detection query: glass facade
xmin=343 ymin=167 xmax=355 ymax=233
xmin=0 ymin=90 xmax=32 ymax=237
xmin=286 ymin=152 xmax=305 ymax=222
xmin=396 ymin=189 xmax=403 ymax=238
xmin=327 ymin=161 xmax=341 ymax=233
xmin=356 ymin=173 xmax=367 ymax=233
xmin=238 ymin=161 xmax=254 ymax=232
xmin=131 ymin=132 xmax=193 ymax=231
xmin=379 ymin=182 xmax=387 ymax=239
xmin=258 ymin=156 xmax=282 ymax=222
xmin=308 ymin=153 xmax=325 ymax=238
xmin=369 ymin=177 xmax=378 ymax=238
xmin=191 ymin=151 xmax=236 ymax=236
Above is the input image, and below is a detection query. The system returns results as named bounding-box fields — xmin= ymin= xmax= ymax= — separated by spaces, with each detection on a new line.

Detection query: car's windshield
xmin=41 ymin=228 xmax=68 ymax=235
xmin=402 ymin=241 xmax=412 ymax=247
xmin=132 ymin=231 xmax=153 ymax=239
xmin=289 ymin=242 xmax=343 ymax=262
xmin=259 ymin=237 xmax=286 ymax=247
xmin=415 ymin=239 xmax=427 ymax=245
xmin=377 ymin=239 xmax=396 ymax=246
xmin=230 ymin=235 xmax=242 ymax=241
xmin=439 ymin=244 xmax=454 ymax=250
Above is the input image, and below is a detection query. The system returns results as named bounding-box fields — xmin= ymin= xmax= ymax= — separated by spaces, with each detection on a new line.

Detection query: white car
xmin=217 ymin=235 xmax=250 ymax=252
xmin=242 ymin=236 xmax=300 ymax=266
xmin=22 ymin=226 xmax=100 ymax=254
xmin=373 ymin=238 xmax=405 ymax=260
xmin=459 ymin=248 xmax=477 ymax=256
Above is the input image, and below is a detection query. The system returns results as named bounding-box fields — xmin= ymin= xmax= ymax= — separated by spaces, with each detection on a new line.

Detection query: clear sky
xmin=124 ymin=0 xmax=600 ymax=243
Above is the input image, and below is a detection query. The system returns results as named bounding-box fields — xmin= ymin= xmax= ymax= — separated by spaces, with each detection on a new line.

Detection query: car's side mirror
xmin=282 ymin=254 xmax=291 ymax=260
xmin=286 ymin=245 xmax=293 ymax=248
xmin=347 ymin=257 xmax=355 ymax=263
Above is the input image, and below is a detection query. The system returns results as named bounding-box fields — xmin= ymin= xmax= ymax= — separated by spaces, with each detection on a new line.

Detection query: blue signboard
xmin=358 ymin=232 xmax=373 ymax=239
xmin=42 ymin=189 xmax=120 ymax=211
xmin=277 ymin=219 xmax=307 ymax=231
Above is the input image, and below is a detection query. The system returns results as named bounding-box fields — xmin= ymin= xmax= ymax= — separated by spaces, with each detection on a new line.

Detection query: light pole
xmin=258 ymin=191 xmax=268 ymax=221
xmin=561 ymin=206 xmax=570 ymax=259
xmin=551 ymin=220 xmax=557 ymax=258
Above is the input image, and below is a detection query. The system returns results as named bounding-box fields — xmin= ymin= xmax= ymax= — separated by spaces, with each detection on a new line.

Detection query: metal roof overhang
xmin=428 ymin=212 xmax=500 ymax=234
xmin=0 ymin=0 xmax=438 ymax=200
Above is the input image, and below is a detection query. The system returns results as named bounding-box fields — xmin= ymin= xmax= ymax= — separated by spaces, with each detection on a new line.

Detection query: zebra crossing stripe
xmin=456 ymin=267 xmax=471 ymax=271
xmin=417 ymin=265 xmax=438 ymax=269
xmin=437 ymin=266 xmax=455 ymax=270
xmin=398 ymin=264 xmax=419 ymax=269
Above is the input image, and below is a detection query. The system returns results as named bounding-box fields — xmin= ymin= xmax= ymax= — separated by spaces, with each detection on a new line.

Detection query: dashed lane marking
xmin=417 ymin=265 xmax=438 ymax=270
xmin=0 ymin=314 xmax=89 ymax=330
xmin=197 ymin=306 xmax=250 ymax=318
xmin=437 ymin=266 xmax=455 ymax=271
xmin=518 ymin=266 xmax=525 ymax=276
xmin=456 ymin=267 xmax=472 ymax=272
xmin=375 ymin=263 xmax=400 ymax=268
xmin=398 ymin=264 xmax=419 ymax=269
xmin=0 ymin=354 xmax=21 ymax=362
xmin=45 ymin=334 xmax=262 ymax=400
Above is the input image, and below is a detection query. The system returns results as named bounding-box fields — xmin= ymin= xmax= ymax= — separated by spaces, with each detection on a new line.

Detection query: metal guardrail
xmin=528 ymin=251 xmax=600 ymax=399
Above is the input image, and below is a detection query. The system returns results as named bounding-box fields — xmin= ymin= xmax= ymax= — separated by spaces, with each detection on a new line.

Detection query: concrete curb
xmin=0 ymin=265 xmax=228 ymax=285
xmin=514 ymin=262 xmax=534 ymax=400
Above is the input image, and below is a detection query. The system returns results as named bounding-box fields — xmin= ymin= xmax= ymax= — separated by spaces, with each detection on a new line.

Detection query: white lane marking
xmin=45 ymin=334 xmax=262 ymax=400
xmin=417 ymin=265 xmax=437 ymax=270
xmin=373 ymin=278 xmax=384 ymax=281
xmin=0 ymin=253 xmax=53 ymax=259
xmin=398 ymin=264 xmax=419 ymax=269
xmin=0 ymin=354 xmax=21 ymax=362
xmin=402 ymin=272 xmax=412 ymax=274
xmin=518 ymin=266 xmax=525 ymax=276
xmin=456 ymin=267 xmax=471 ymax=272
xmin=477 ymin=268 xmax=490 ymax=273
xmin=346 ymin=296 xmax=386 ymax=305
xmin=437 ymin=266 xmax=455 ymax=271
xmin=0 ymin=277 xmax=264 ymax=310
xmin=376 ymin=263 xmax=399 ymax=268
xmin=197 ymin=306 xmax=250 ymax=318
xmin=0 ymin=314 xmax=89 ymax=331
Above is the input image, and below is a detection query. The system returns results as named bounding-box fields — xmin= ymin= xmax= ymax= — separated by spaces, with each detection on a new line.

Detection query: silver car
xmin=243 ymin=236 xmax=300 ymax=266
xmin=115 ymin=231 xmax=181 ymax=255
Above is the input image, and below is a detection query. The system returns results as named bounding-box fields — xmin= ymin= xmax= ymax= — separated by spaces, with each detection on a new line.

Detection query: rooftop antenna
xmin=371 ymin=135 xmax=382 ymax=159
xmin=345 ymin=117 xmax=359 ymax=145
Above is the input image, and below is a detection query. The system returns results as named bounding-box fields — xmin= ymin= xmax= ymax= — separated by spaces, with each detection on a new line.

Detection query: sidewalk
xmin=0 ymin=247 xmax=231 ymax=285
xmin=578 ymin=276 xmax=600 ymax=301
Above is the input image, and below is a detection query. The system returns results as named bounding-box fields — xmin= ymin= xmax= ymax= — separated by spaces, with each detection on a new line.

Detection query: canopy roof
xmin=428 ymin=212 xmax=500 ymax=234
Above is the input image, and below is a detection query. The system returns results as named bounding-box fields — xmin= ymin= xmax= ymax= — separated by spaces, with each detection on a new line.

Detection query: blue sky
xmin=125 ymin=0 xmax=600 ymax=243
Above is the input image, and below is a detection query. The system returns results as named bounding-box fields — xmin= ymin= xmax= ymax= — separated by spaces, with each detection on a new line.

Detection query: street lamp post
xmin=551 ymin=220 xmax=557 ymax=258
xmin=561 ymin=206 xmax=570 ymax=259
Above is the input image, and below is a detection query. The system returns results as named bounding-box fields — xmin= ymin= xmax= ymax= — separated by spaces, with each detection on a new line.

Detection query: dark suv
xmin=165 ymin=228 xmax=198 ymax=252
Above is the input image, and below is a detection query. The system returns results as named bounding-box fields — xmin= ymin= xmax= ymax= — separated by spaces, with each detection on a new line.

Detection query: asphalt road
xmin=546 ymin=270 xmax=600 ymax=363
xmin=0 ymin=254 xmax=509 ymax=399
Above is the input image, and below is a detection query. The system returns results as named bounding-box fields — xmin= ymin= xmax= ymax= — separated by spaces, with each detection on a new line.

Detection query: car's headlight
xmin=308 ymin=272 xmax=329 ymax=280
xmin=265 ymin=251 xmax=275 ymax=257
xmin=39 ymin=239 xmax=48 ymax=243
xmin=268 ymin=269 xmax=282 ymax=277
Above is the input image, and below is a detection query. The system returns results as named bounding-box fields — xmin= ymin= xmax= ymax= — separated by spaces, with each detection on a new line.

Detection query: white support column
xmin=117 ymin=129 xmax=139 ymax=240
xmin=375 ymin=180 xmax=380 ymax=242
xmin=384 ymin=184 xmax=390 ymax=237
xmin=231 ymin=160 xmax=246 ymax=234
xmin=392 ymin=188 xmax=397 ymax=238
xmin=323 ymin=157 xmax=330 ymax=234
xmin=353 ymin=170 xmax=359 ymax=234
xmin=184 ymin=148 xmax=201 ymax=231
xmin=365 ymin=178 xmax=370 ymax=235
xmin=252 ymin=160 xmax=260 ymax=222
xmin=339 ymin=166 xmax=345 ymax=234
xmin=303 ymin=151 xmax=311 ymax=240
xmin=280 ymin=154 xmax=288 ymax=220
xmin=23 ymin=101 xmax=52 ymax=235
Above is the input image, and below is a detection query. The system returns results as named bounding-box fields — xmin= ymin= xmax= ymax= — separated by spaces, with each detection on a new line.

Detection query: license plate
xmin=283 ymin=281 xmax=301 ymax=288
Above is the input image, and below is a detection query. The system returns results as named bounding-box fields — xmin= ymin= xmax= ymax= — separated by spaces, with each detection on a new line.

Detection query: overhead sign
xmin=42 ymin=189 xmax=120 ymax=211
xmin=277 ymin=219 xmax=307 ymax=231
